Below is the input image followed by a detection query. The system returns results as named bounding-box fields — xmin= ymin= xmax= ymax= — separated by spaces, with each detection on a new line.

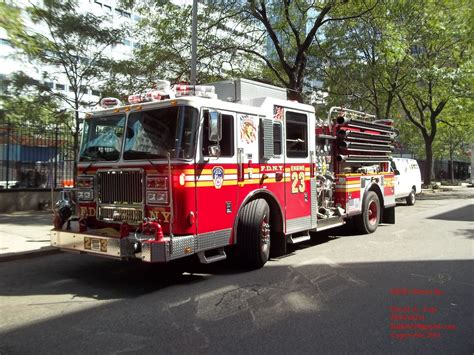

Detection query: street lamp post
xmin=190 ymin=0 xmax=198 ymax=86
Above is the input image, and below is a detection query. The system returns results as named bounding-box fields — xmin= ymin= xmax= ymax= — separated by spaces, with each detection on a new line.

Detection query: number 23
xmin=291 ymin=172 xmax=305 ymax=193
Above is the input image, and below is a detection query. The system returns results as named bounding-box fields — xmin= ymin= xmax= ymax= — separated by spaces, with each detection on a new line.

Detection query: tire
xmin=236 ymin=199 xmax=271 ymax=269
xmin=406 ymin=189 xmax=416 ymax=206
xmin=354 ymin=191 xmax=380 ymax=234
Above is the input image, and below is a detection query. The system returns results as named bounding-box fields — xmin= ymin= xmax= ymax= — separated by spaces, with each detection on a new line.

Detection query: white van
xmin=391 ymin=158 xmax=422 ymax=205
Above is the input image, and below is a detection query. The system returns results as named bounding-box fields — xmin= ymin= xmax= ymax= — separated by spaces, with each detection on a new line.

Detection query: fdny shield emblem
xmin=212 ymin=166 xmax=224 ymax=189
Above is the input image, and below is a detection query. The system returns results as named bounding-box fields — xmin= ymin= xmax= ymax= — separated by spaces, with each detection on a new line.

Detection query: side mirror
xmin=394 ymin=169 xmax=400 ymax=176
xmin=208 ymin=110 xmax=222 ymax=142
xmin=208 ymin=145 xmax=221 ymax=158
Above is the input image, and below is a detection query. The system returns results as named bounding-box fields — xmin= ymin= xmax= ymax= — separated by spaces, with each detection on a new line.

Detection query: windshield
xmin=79 ymin=114 xmax=125 ymax=161
xmin=123 ymin=106 xmax=198 ymax=160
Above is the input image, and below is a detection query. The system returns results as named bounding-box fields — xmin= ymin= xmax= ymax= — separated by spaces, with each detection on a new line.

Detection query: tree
xmin=218 ymin=0 xmax=379 ymax=102
xmin=319 ymin=0 xmax=472 ymax=185
xmin=394 ymin=117 xmax=425 ymax=158
xmin=2 ymin=0 xmax=123 ymax=179
xmin=319 ymin=1 xmax=420 ymax=118
xmin=0 ymin=72 xmax=72 ymax=128
xmin=103 ymin=1 xmax=265 ymax=97
xmin=435 ymin=98 xmax=474 ymax=182
xmin=109 ymin=1 xmax=378 ymax=101
xmin=396 ymin=0 xmax=472 ymax=185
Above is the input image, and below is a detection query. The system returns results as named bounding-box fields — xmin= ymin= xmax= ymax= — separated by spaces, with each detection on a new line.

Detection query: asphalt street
xmin=0 ymin=189 xmax=473 ymax=354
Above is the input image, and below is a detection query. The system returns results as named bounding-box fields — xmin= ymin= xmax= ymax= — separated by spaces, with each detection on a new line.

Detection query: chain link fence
xmin=0 ymin=122 xmax=75 ymax=190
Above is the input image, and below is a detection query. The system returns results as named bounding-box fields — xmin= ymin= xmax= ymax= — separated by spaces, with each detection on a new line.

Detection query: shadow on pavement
xmin=453 ymin=229 xmax=474 ymax=239
xmin=0 ymin=256 xmax=472 ymax=354
xmin=427 ymin=205 xmax=474 ymax=222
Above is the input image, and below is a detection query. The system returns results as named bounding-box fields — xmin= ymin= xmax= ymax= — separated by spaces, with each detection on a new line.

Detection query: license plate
xmin=84 ymin=237 xmax=107 ymax=252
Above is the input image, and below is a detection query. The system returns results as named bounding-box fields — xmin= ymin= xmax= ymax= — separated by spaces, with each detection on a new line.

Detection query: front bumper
xmin=50 ymin=230 xmax=195 ymax=263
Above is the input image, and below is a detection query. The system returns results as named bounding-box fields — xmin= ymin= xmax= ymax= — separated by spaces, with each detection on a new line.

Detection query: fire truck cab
xmin=51 ymin=79 xmax=396 ymax=269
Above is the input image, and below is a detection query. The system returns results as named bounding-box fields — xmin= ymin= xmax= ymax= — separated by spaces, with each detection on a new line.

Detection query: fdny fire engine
xmin=51 ymin=79 xmax=396 ymax=269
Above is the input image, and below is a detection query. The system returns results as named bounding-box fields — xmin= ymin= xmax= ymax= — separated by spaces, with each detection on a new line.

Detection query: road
xmin=1 ymin=189 xmax=473 ymax=354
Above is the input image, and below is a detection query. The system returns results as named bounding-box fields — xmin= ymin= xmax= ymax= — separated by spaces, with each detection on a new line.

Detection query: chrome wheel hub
xmin=260 ymin=217 xmax=270 ymax=253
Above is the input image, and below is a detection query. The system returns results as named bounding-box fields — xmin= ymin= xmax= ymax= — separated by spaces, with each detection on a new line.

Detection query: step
xmin=197 ymin=248 xmax=227 ymax=264
xmin=316 ymin=216 xmax=345 ymax=232
xmin=287 ymin=234 xmax=311 ymax=244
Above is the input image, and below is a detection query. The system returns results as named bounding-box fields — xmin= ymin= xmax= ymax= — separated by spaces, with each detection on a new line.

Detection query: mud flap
xmin=270 ymin=231 xmax=287 ymax=258
xmin=382 ymin=206 xmax=395 ymax=224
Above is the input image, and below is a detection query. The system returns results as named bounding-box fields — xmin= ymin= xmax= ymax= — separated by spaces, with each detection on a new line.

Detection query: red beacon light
xmin=127 ymin=80 xmax=175 ymax=104
xmin=100 ymin=97 xmax=122 ymax=108
xmin=145 ymin=90 xmax=164 ymax=101
xmin=128 ymin=94 xmax=142 ymax=104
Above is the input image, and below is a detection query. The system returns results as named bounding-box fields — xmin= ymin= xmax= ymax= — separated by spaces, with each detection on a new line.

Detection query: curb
xmin=0 ymin=247 xmax=61 ymax=262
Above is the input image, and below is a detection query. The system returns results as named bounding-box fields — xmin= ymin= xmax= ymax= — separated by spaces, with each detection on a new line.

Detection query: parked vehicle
xmin=392 ymin=158 xmax=422 ymax=205
xmin=51 ymin=79 xmax=397 ymax=269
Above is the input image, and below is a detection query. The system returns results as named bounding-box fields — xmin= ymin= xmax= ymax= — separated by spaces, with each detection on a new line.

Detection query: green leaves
xmin=2 ymin=0 xmax=126 ymax=174
xmin=3 ymin=0 xmax=124 ymax=109
xmin=0 ymin=72 xmax=73 ymax=128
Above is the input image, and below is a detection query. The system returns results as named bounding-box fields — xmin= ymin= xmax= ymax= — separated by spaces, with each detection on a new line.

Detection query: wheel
xmin=406 ymin=189 xmax=416 ymax=206
xmin=354 ymin=191 xmax=380 ymax=234
xmin=236 ymin=199 xmax=271 ymax=269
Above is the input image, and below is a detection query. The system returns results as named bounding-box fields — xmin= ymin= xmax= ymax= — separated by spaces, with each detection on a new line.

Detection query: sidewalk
xmin=421 ymin=182 xmax=472 ymax=194
xmin=0 ymin=210 xmax=59 ymax=261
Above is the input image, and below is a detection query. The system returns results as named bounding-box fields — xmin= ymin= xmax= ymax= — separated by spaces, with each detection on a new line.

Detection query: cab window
xmin=285 ymin=111 xmax=308 ymax=158
xmin=203 ymin=113 xmax=234 ymax=157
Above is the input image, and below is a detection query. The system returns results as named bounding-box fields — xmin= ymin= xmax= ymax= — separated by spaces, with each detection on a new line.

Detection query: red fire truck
xmin=51 ymin=79 xmax=396 ymax=269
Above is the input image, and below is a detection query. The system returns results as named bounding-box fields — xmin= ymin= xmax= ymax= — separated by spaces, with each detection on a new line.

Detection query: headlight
xmin=146 ymin=176 xmax=168 ymax=189
xmin=77 ymin=189 xmax=94 ymax=201
xmin=147 ymin=191 xmax=168 ymax=204
xmin=76 ymin=176 xmax=94 ymax=188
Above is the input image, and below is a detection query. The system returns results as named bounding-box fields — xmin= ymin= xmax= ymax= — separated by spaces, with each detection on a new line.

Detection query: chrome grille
xmin=98 ymin=170 xmax=143 ymax=204
xmin=99 ymin=206 xmax=144 ymax=223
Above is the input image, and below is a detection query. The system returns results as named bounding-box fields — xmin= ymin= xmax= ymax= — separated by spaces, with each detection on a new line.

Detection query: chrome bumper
xmin=50 ymin=230 xmax=196 ymax=263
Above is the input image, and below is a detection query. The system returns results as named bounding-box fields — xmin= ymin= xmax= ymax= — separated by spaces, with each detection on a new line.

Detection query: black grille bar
xmin=98 ymin=170 xmax=143 ymax=204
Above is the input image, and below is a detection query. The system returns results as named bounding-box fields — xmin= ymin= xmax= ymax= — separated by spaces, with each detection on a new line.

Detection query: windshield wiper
xmin=143 ymin=151 xmax=161 ymax=171
xmin=83 ymin=160 xmax=96 ymax=175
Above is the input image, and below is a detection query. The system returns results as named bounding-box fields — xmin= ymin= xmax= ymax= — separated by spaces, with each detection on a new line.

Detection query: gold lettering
xmin=80 ymin=206 xmax=96 ymax=218
xmin=161 ymin=212 xmax=171 ymax=223
xmin=148 ymin=209 xmax=171 ymax=223
xmin=290 ymin=165 xmax=305 ymax=172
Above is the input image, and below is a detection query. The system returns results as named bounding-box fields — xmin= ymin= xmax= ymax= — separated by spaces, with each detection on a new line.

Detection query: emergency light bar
xmin=100 ymin=97 xmax=122 ymax=108
xmin=127 ymin=80 xmax=176 ymax=104
xmin=127 ymin=82 xmax=217 ymax=104
xmin=127 ymin=89 xmax=176 ymax=104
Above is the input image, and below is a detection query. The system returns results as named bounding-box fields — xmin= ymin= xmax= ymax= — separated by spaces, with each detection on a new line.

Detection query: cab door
xmin=195 ymin=109 xmax=238 ymax=246
xmin=284 ymin=110 xmax=312 ymax=234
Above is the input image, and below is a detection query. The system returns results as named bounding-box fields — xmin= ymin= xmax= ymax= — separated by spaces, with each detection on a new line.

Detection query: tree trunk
xmin=287 ymin=89 xmax=303 ymax=102
xmin=450 ymin=151 xmax=454 ymax=183
xmin=286 ymin=77 xmax=304 ymax=102
xmin=423 ymin=139 xmax=433 ymax=186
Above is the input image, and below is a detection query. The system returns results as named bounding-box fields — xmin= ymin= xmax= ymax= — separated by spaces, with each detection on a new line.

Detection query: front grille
xmin=98 ymin=170 xmax=143 ymax=204
xmin=99 ymin=206 xmax=144 ymax=223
